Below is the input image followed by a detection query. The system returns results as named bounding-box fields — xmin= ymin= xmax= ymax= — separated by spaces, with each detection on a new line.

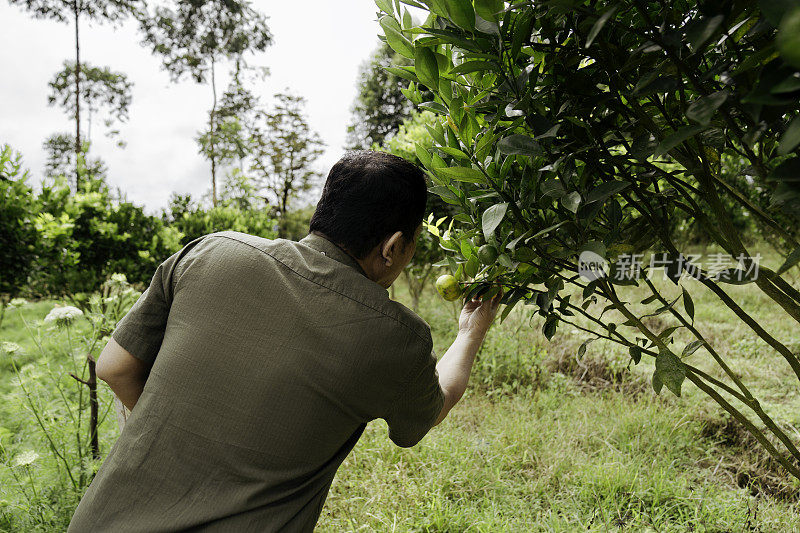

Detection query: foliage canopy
xmin=380 ymin=0 xmax=800 ymax=479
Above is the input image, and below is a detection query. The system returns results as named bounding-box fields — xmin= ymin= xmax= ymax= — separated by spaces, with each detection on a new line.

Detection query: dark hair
xmin=309 ymin=150 xmax=428 ymax=258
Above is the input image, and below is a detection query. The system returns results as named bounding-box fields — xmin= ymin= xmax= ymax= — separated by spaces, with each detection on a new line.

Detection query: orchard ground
xmin=2 ymin=245 xmax=800 ymax=531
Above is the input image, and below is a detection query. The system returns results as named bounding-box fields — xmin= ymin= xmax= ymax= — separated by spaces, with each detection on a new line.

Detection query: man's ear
xmin=381 ymin=231 xmax=405 ymax=266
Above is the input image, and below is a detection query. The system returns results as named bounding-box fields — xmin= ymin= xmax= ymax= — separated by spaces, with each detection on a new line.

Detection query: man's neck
xmin=311 ymin=231 xmax=374 ymax=280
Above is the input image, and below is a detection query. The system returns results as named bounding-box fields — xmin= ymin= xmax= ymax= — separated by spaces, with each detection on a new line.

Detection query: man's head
xmin=309 ymin=150 xmax=428 ymax=288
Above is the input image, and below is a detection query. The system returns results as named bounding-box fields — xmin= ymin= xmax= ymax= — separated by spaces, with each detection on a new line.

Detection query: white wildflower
xmin=43 ymin=306 xmax=84 ymax=328
xmin=1 ymin=342 xmax=22 ymax=354
xmin=12 ymin=450 xmax=39 ymax=467
xmin=8 ymin=298 xmax=28 ymax=309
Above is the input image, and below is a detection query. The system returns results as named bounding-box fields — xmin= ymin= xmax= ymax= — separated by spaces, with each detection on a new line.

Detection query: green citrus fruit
xmin=778 ymin=8 xmax=800 ymax=68
xmin=477 ymin=244 xmax=499 ymax=265
xmin=435 ymin=274 xmax=462 ymax=301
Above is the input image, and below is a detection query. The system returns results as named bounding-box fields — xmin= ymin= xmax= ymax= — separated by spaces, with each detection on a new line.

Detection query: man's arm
xmin=433 ymin=291 xmax=502 ymax=426
xmin=96 ymin=337 xmax=149 ymax=410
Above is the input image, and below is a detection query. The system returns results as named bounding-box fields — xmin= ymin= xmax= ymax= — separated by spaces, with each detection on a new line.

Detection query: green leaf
xmin=577 ymin=338 xmax=595 ymax=358
xmin=482 ymin=202 xmax=509 ymax=240
xmin=532 ymin=220 xmax=568 ymax=239
xmin=777 ymin=246 xmax=800 ymax=274
xmin=384 ymin=66 xmax=419 ymax=83
xmin=585 ymin=5 xmax=618 ymax=48
xmin=465 ymin=255 xmax=479 ymax=278
xmin=418 ymin=101 xmax=447 ymax=114
xmin=585 ymin=180 xmax=630 ymax=204
xmin=450 ymin=60 xmax=498 ymax=75
xmin=380 ymin=16 xmax=414 ymax=59
xmin=399 ymin=0 xmax=427 ymax=7
xmin=437 ymin=146 xmax=469 ymax=159
xmin=437 ymin=166 xmax=485 ymax=183
xmin=687 ymin=14 xmax=724 ymax=52
xmin=402 ymin=7 xmax=412 ymax=29
xmin=543 ymin=314 xmax=558 ymax=340
xmin=375 ymin=0 xmax=394 ymax=15
xmin=682 ymin=340 xmax=705 ymax=357
xmin=415 ymin=143 xmax=432 ymax=168
xmin=653 ymin=349 xmax=685 ymax=397
xmin=682 ymin=287 xmax=695 ymax=322
xmin=580 ymin=240 xmax=606 ymax=259
xmin=474 ymin=0 xmax=504 ymax=22
xmin=415 ymin=45 xmax=440 ymax=90
xmin=497 ymin=134 xmax=541 ymax=156
xmin=654 ymin=125 xmax=707 ymax=157
xmin=424 ymin=123 xmax=447 ymax=147
xmin=475 ymin=131 xmax=500 ymax=160
xmin=511 ymin=11 xmax=534 ymax=60
xmin=686 ymin=91 xmax=728 ymax=126
xmin=541 ymin=179 xmax=566 ymax=198
xmin=499 ymin=298 xmax=519 ymax=323
xmin=629 ymin=346 xmax=642 ymax=364
xmin=778 ymin=116 xmax=800 ymax=155
xmin=445 ymin=0 xmax=475 ymax=31
xmin=561 ymin=191 xmax=581 ymax=213
xmin=652 ymin=371 xmax=663 ymax=394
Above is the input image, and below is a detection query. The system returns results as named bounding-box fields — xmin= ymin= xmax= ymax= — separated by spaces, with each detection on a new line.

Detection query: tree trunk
xmin=210 ymin=58 xmax=218 ymax=207
xmin=88 ymin=356 xmax=100 ymax=460
xmin=73 ymin=1 xmax=81 ymax=192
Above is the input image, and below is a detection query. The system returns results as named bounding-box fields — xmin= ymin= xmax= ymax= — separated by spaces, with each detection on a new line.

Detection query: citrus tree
xmin=379 ymin=0 xmax=800 ymax=479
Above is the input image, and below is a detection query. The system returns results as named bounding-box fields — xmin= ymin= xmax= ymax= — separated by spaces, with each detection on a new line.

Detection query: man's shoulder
xmin=384 ymin=300 xmax=432 ymax=347
xmin=197 ymin=231 xmax=432 ymax=345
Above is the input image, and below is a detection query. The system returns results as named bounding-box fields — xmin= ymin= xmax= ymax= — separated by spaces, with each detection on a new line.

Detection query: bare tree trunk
xmin=73 ymin=1 xmax=81 ymax=192
xmin=88 ymin=355 xmax=100 ymax=460
xmin=210 ymin=57 xmax=218 ymax=207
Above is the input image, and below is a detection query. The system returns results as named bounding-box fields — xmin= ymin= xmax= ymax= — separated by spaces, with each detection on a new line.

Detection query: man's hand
xmin=433 ymin=290 xmax=503 ymax=426
xmin=458 ymin=290 xmax=503 ymax=340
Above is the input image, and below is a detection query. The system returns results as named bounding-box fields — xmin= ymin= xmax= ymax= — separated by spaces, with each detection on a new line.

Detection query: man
xmin=68 ymin=151 xmax=501 ymax=532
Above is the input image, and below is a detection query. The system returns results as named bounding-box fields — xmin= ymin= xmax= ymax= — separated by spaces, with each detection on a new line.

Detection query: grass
xmin=2 ymin=245 xmax=800 ymax=531
xmin=317 ymin=247 xmax=800 ymax=531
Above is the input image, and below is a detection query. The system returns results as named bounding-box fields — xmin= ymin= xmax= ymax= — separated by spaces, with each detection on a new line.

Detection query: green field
xmin=2 ymin=250 xmax=800 ymax=531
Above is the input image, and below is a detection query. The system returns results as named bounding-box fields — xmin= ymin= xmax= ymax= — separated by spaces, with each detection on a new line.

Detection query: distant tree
xmin=346 ymin=42 xmax=415 ymax=150
xmin=42 ymin=135 xmax=106 ymax=191
xmin=0 ymin=146 xmax=38 ymax=327
xmin=281 ymin=205 xmax=316 ymax=241
xmin=139 ymin=0 xmax=272 ymax=206
xmin=162 ymin=190 xmax=277 ymax=245
xmin=196 ymin=68 xmax=263 ymax=178
xmin=48 ymin=61 xmax=133 ymax=143
xmin=219 ymin=168 xmax=260 ymax=211
xmin=249 ymin=92 xmax=325 ymax=238
xmin=8 ymin=0 xmax=142 ymax=188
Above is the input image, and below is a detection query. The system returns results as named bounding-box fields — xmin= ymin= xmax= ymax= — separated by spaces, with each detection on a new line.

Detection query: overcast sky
xmin=0 ymin=1 xmax=389 ymax=215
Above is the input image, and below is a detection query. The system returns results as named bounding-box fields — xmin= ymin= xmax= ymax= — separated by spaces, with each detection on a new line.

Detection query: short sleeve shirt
xmin=67 ymin=231 xmax=444 ymax=532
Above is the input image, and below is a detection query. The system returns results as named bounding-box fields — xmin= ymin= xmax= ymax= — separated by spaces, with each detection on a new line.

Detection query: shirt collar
xmin=299 ymin=232 xmax=369 ymax=278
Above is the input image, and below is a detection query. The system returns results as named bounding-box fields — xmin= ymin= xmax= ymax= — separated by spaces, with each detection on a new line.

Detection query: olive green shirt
xmin=68 ymin=231 xmax=444 ymax=532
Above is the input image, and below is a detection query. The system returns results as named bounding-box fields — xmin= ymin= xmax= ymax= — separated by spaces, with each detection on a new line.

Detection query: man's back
xmin=68 ymin=231 xmax=443 ymax=532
